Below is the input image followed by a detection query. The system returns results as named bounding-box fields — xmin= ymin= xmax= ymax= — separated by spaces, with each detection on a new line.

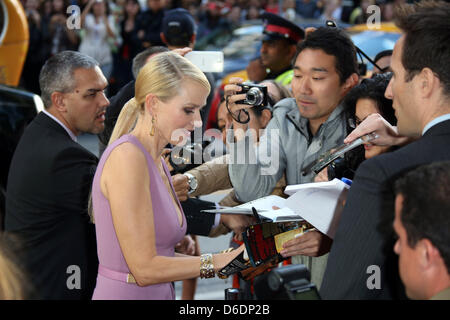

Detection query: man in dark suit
xmin=320 ymin=1 xmax=450 ymax=299
xmin=5 ymin=51 xmax=109 ymax=299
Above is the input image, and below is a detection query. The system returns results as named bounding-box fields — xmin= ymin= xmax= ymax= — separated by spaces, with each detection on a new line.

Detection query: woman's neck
xmin=131 ymin=116 xmax=166 ymax=162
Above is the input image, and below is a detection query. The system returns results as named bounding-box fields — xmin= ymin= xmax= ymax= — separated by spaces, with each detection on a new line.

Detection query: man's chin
xmin=260 ymin=59 xmax=269 ymax=68
xmin=297 ymin=105 xmax=316 ymax=118
xmin=89 ymin=124 xmax=105 ymax=135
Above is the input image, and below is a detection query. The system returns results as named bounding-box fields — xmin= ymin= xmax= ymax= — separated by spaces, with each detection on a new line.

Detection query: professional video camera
xmin=253 ymin=264 xmax=321 ymax=300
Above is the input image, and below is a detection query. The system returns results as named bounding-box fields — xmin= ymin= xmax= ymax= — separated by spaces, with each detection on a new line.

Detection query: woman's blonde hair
xmin=0 ymin=234 xmax=29 ymax=299
xmin=109 ymin=51 xmax=210 ymax=144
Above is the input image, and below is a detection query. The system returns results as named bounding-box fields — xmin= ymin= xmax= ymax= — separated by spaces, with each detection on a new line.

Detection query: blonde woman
xmin=91 ymin=52 xmax=244 ymax=300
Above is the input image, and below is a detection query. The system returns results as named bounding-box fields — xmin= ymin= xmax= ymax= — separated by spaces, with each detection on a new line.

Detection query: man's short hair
xmin=293 ymin=27 xmax=358 ymax=84
xmin=161 ymin=8 xmax=196 ymax=48
xmin=39 ymin=51 xmax=98 ymax=108
xmin=394 ymin=1 xmax=450 ymax=97
xmin=132 ymin=46 xmax=169 ymax=79
xmin=395 ymin=161 xmax=450 ymax=274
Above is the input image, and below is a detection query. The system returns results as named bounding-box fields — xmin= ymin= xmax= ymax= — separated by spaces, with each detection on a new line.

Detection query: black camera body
xmin=327 ymin=157 xmax=354 ymax=180
xmin=236 ymin=83 xmax=268 ymax=107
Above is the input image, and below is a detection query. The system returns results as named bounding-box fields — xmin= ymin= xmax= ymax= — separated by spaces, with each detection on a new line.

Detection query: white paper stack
xmin=201 ymin=179 xmax=350 ymax=238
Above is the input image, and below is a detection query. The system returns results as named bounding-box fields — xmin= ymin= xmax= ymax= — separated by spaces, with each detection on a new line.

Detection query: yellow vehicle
xmin=0 ymin=0 xmax=29 ymax=86
xmin=0 ymin=1 xmax=44 ymax=229
xmin=346 ymin=22 xmax=400 ymax=34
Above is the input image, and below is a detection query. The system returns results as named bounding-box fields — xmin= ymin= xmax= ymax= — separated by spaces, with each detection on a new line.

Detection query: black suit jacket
xmin=5 ymin=112 xmax=98 ymax=300
xmin=320 ymin=119 xmax=450 ymax=299
xmin=182 ymin=198 xmax=216 ymax=236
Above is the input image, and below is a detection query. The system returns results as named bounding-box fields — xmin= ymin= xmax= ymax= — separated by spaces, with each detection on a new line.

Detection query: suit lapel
xmin=422 ymin=119 xmax=450 ymax=138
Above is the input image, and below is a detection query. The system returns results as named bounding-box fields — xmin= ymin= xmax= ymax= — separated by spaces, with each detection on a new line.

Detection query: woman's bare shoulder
xmin=104 ymin=141 xmax=148 ymax=175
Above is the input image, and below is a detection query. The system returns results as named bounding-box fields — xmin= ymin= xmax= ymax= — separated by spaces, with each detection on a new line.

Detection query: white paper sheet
xmin=201 ymin=179 xmax=350 ymax=238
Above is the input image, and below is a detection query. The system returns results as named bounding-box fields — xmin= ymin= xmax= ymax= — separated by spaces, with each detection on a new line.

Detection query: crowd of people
xmin=20 ymin=0 xmax=404 ymax=96
xmin=0 ymin=0 xmax=449 ymax=301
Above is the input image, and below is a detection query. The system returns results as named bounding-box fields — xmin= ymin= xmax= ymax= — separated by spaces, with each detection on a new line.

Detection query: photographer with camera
xmin=225 ymin=27 xmax=359 ymax=289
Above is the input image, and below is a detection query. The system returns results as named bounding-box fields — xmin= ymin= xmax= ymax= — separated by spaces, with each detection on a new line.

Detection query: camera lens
xmin=246 ymin=87 xmax=264 ymax=106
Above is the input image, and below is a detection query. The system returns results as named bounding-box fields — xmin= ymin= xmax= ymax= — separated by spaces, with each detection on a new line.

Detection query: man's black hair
xmin=293 ymin=27 xmax=359 ymax=84
xmin=394 ymin=1 xmax=450 ymax=97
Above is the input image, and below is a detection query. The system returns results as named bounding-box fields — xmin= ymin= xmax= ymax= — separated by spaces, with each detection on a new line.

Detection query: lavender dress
xmin=92 ymin=134 xmax=186 ymax=300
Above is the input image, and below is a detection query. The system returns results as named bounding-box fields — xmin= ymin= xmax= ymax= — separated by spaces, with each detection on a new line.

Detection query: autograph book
xmin=217 ymin=220 xmax=314 ymax=278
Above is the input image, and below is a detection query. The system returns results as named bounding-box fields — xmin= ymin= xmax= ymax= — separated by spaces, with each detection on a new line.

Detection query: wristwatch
xmin=184 ymin=173 xmax=198 ymax=194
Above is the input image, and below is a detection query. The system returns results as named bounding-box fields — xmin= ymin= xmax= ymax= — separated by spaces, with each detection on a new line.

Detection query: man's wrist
xmin=183 ymin=172 xmax=198 ymax=194
xmin=218 ymin=214 xmax=232 ymax=232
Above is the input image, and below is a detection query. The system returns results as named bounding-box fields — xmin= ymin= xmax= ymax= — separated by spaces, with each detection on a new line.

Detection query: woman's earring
xmin=150 ymin=117 xmax=155 ymax=136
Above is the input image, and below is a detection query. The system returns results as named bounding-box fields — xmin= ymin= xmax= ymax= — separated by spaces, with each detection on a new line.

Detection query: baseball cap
xmin=162 ymin=8 xmax=196 ymax=46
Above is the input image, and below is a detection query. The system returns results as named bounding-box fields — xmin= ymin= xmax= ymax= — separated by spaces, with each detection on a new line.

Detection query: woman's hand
xmin=213 ymin=244 xmax=246 ymax=272
xmin=175 ymin=235 xmax=196 ymax=255
xmin=314 ymin=167 xmax=329 ymax=182
xmin=162 ymin=148 xmax=174 ymax=172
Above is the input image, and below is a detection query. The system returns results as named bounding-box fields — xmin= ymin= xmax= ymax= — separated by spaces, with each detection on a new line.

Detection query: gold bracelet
xmin=200 ymin=253 xmax=215 ymax=279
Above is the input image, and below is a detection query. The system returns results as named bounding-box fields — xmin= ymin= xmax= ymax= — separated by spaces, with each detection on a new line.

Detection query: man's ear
xmin=417 ymin=67 xmax=436 ymax=99
xmin=51 ymin=92 xmax=66 ymax=112
xmin=288 ymin=44 xmax=297 ymax=59
xmin=190 ymin=34 xmax=196 ymax=48
xmin=420 ymin=238 xmax=443 ymax=271
xmin=342 ymin=73 xmax=359 ymax=94
xmin=160 ymin=32 xmax=168 ymax=45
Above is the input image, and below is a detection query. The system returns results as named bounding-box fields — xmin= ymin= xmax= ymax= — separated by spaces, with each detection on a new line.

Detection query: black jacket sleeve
xmin=182 ymin=198 xmax=216 ymax=236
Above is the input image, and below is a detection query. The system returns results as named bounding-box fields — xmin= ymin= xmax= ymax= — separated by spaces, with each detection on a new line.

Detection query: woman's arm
xmin=80 ymin=0 xmax=95 ymax=27
xmin=65 ymin=26 xmax=79 ymax=45
xmin=104 ymin=15 xmax=116 ymax=38
xmin=102 ymin=142 xmax=242 ymax=286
